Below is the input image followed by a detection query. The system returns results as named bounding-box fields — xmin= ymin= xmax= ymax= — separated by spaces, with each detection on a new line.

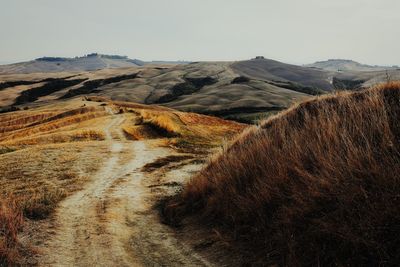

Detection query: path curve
xmin=39 ymin=114 xmax=211 ymax=266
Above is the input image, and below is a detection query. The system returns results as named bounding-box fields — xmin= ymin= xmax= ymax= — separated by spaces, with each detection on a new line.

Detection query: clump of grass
xmin=0 ymin=197 xmax=24 ymax=266
xmin=22 ymin=189 xmax=67 ymax=220
xmin=140 ymin=110 xmax=183 ymax=136
xmin=164 ymin=82 xmax=400 ymax=266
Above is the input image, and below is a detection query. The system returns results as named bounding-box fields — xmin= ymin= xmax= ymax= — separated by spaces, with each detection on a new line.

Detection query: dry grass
xmin=2 ymin=129 xmax=105 ymax=146
xmin=0 ymin=197 xmax=24 ymax=266
xmin=0 ymin=112 xmax=58 ymax=133
xmin=0 ymin=142 xmax=108 ymax=220
xmin=0 ymin=105 xmax=110 ymax=150
xmin=164 ymin=82 xmax=400 ymax=266
xmin=0 ymin=101 xmax=112 ymax=264
xmin=114 ymin=101 xmax=246 ymax=152
xmin=139 ymin=109 xmax=184 ymax=136
xmin=0 ymin=109 xmax=107 ymax=142
xmin=0 ymin=96 xmax=246 ymax=264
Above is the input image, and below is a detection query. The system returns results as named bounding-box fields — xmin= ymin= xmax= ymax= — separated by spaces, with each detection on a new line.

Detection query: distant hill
xmin=0 ymin=54 xmax=193 ymax=74
xmin=146 ymin=60 xmax=191 ymax=65
xmin=233 ymin=57 xmax=400 ymax=91
xmin=306 ymin=59 xmax=397 ymax=72
xmin=232 ymin=57 xmax=333 ymax=90
xmin=0 ymin=54 xmax=145 ymax=74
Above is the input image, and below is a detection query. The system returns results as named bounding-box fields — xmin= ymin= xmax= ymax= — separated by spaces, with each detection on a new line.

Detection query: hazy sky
xmin=1 ymin=0 xmax=399 ymax=65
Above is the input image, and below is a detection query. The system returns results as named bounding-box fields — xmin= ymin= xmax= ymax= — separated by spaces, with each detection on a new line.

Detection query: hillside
xmin=307 ymin=59 xmax=397 ymax=72
xmin=163 ymin=82 xmax=400 ymax=266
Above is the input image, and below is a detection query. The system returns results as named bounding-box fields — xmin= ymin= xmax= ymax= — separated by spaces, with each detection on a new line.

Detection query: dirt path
xmin=39 ymin=114 xmax=211 ymax=266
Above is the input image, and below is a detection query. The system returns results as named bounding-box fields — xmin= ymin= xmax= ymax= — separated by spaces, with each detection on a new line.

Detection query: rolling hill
xmin=0 ymin=62 xmax=311 ymax=123
xmin=1 ymin=57 xmax=400 ymax=124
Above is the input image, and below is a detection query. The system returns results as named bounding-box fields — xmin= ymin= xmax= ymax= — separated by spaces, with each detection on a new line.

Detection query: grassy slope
xmin=164 ymin=83 xmax=400 ymax=266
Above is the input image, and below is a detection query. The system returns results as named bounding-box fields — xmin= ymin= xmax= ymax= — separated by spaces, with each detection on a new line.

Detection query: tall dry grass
xmin=164 ymin=83 xmax=400 ymax=266
xmin=139 ymin=110 xmax=183 ymax=136
xmin=0 ymin=197 xmax=24 ymax=266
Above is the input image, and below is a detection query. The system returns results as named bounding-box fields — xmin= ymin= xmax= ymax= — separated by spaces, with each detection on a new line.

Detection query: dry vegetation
xmin=0 ymin=197 xmax=24 ymax=266
xmin=112 ymin=100 xmax=246 ymax=152
xmin=0 ymin=102 xmax=111 ymax=264
xmin=0 ymin=96 xmax=245 ymax=264
xmin=164 ymin=83 xmax=400 ymax=266
xmin=0 ymin=106 xmax=108 ymax=143
xmin=0 ymin=142 xmax=109 ymax=265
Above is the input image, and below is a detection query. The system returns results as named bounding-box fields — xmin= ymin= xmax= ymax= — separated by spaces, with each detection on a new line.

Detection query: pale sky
xmin=1 ymin=0 xmax=399 ymax=65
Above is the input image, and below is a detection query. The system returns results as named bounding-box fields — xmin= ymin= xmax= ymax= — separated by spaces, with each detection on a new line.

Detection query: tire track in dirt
xmin=39 ymin=114 xmax=211 ymax=266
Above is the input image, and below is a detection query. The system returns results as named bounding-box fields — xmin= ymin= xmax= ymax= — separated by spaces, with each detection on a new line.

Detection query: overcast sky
xmin=1 ymin=0 xmax=399 ymax=65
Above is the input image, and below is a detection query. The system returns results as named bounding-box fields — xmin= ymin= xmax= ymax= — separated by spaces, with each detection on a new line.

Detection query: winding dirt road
xmin=39 ymin=114 xmax=210 ymax=266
